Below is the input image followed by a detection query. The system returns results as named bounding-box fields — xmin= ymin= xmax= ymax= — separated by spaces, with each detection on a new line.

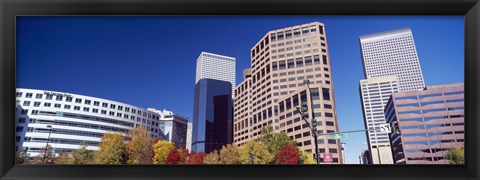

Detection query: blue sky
xmin=16 ymin=16 xmax=464 ymax=164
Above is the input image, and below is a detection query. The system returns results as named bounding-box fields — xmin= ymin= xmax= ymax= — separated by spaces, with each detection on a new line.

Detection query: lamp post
xmin=250 ymin=152 xmax=254 ymax=164
xmin=42 ymin=125 xmax=53 ymax=164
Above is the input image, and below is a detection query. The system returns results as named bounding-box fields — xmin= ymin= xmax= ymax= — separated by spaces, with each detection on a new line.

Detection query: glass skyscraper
xmin=192 ymin=78 xmax=233 ymax=153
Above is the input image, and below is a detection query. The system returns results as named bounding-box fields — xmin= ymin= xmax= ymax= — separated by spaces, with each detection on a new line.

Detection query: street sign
xmin=380 ymin=123 xmax=391 ymax=133
xmin=323 ymin=153 xmax=333 ymax=163
xmin=328 ymin=133 xmax=348 ymax=139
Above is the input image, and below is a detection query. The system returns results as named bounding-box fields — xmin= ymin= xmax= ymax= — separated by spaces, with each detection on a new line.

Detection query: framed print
xmin=1 ymin=0 xmax=479 ymax=180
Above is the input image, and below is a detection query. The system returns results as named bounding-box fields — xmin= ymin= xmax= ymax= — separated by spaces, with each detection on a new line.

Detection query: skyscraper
xmin=192 ymin=79 xmax=233 ymax=153
xmin=195 ymin=52 xmax=236 ymax=97
xmin=233 ymin=22 xmax=343 ymax=163
xmin=359 ymin=28 xmax=425 ymax=92
xmin=359 ymin=28 xmax=426 ymax=164
xmin=359 ymin=76 xmax=399 ymax=164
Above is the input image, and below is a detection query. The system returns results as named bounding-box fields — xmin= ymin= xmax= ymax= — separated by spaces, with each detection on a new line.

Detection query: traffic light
xmin=393 ymin=121 xmax=401 ymax=135
xmin=301 ymin=102 xmax=308 ymax=117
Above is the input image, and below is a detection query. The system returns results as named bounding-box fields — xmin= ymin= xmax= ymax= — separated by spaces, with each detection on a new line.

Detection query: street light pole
xmin=42 ymin=125 xmax=53 ymax=164
xmin=304 ymin=80 xmax=320 ymax=164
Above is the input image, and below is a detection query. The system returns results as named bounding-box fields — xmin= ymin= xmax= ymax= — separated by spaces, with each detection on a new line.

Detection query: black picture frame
xmin=1 ymin=0 xmax=479 ymax=180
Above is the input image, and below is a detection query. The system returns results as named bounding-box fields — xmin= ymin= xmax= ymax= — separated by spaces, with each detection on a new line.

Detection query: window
xmin=287 ymin=59 xmax=295 ymax=69
xmin=85 ymin=100 xmax=91 ymax=105
xmin=94 ymin=101 xmax=100 ymax=106
xmin=324 ymin=104 xmax=332 ymax=109
xmin=56 ymin=96 xmax=63 ymax=101
xmin=110 ymin=104 xmax=116 ymax=109
xmin=296 ymin=58 xmax=303 ymax=67
xmin=66 ymin=97 xmax=73 ymax=102
xmin=46 ymin=94 xmax=53 ymax=100
xmin=75 ymin=98 xmax=82 ymax=103
xmin=92 ymin=108 xmax=98 ymax=113
xmin=278 ymin=60 xmax=286 ymax=70
xmin=64 ymin=105 xmax=71 ymax=109
xmin=16 ymin=92 xmax=23 ymax=97
xmin=44 ymin=103 xmax=51 ymax=107
xmin=74 ymin=106 xmax=80 ymax=110
xmin=33 ymin=102 xmax=41 ymax=107
xmin=102 ymin=103 xmax=108 ymax=107
xmin=18 ymin=118 xmax=26 ymax=123
xmin=35 ymin=94 xmax=43 ymax=99
xmin=272 ymin=62 xmax=278 ymax=71
xmin=54 ymin=103 xmax=61 ymax=108
xmin=26 ymin=93 xmax=33 ymax=98
xmin=23 ymin=101 xmax=30 ymax=106
xmin=305 ymin=56 xmax=312 ymax=66
xmin=322 ymin=55 xmax=328 ymax=65
xmin=322 ymin=88 xmax=330 ymax=101
xmin=83 ymin=107 xmax=90 ymax=112
xmin=311 ymin=88 xmax=320 ymax=100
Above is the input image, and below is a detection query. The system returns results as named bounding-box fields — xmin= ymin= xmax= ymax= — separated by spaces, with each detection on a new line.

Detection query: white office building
xmin=359 ymin=76 xmax=399 ymax=164
xmin=186 ymin=122 xmax=192 ymax=152
xmin=15 ymin=88 xmax=165 ymax=157
xmin=147 ymin=108 xmax=188 ymax=148
xmin=359 ymin=28 xmax=425 ymax=92
xmin=195 ymin=52 xmax=236 ymax=97
xmin=358 ymin=28 xmax=426 ymax=164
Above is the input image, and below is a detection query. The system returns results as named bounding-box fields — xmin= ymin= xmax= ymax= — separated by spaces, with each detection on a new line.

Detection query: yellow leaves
xmin=152 ymin=139 xmax=175 ymax=164
xmin=94 ymin=132 xmax=126 ymax=164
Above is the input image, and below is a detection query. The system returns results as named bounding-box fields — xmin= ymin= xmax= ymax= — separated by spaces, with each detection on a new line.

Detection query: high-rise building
xmin=233 ymin=22 xmax=343 ymax=163
xmin=359 ymin=76 xmax=399 ymax=164
xmin=186 ymin=122 xmax=192 ymax=152
xmin=147 ymin=108 xmax=188 ymax=149
xmin=359 ymin=28 xmax=425 ymax=92
xmin=195 ymin=52 xmax=236 ymax=97
xmin=192 ymin=78 xmax=233 ymax=153
xmin=358 ymin=28 xmax=426 ymax=164
xmin=340 ymin=142 xmax=346 ymax=164
xmin=385 ymin=82 xmax=464 ymax=164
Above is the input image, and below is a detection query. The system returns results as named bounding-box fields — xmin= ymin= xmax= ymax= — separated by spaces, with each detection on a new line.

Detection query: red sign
xmin=323 ymin=153 xmax=333 ymax=163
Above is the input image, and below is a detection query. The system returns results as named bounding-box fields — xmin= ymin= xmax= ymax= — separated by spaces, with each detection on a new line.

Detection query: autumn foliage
xmin=275 ymin=144 xmax=300 ymax=164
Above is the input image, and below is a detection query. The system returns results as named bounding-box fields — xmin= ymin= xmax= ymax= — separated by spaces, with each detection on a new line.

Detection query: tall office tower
xmin=195 ymin=52 xmax=236 ymax=97
xmin=359 ymin=28 xmax=426 ymax=164
xmin=186 ymin=122 xmax=192 ymax=152
xmin=192 ymin=78 xmax=233 ymax=153
xmin=359 ymin=76 xmax=399 ymax=164
xmin=359 ymin=28 xmax=425 ymax=92
xmin=147 ymin=108 xmax=188 ymax=148
xmin=233 ymin=22 xmax=343 ymax=163
xmin=385 ymin=82 xmax=464 ymax=164
xmin=360 ymin=149 xmax=372 ymax=164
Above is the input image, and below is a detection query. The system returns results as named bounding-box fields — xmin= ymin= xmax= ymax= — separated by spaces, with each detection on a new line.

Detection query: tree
xmin=300 ymin=151 xmax=316 ymax=164
xmin=203 ymin=150 xmax=221 ymax=164
xmin=29 ymin=145 xmax=56 ymax=164
xmin=184 ymin=151 xmax=207 ymax=164
xmin=445 ymin=146 xmax=464 ymax=165
xmin=256 ymin=126 xmax=297 ymax=156
xmin=16 ymin=149 xmax=31 ymax=164
xmin=238 ymin=141 xmax=273 ymax=164
xmin=126 ymin=126 xmax=154 ymax=164
xmin=219 ymin=144 xmax=240 ymax=164
xmin=165 ymin=149 xmax=182 ymax=164
xmin=71 ymin=142 xmax=95 ymax=164
xmin=54 ymin=152 xmax=72 ymax=164
xmin=152 ymin=139 xmax=175 ymax=164
xmin=275 ymin=144 xmax=300 ymax=164
xmin=94 ymin=132 xmax=126 ymax=164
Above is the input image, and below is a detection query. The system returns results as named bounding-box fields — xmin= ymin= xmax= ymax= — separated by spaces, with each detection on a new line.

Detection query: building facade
xmin=192 ymin=78 xmax=233 ymax=153
xmin=358 ymin=28 xmax=426 ymax=164
xmin=15 ymin=88 xmax=165 ymax=156
xmin=359 ymin=28 xmax=425 ymax=92
xmin=359 ymin=76 xmax=399 ymax=164
xmin=360 ymin=149 xmax=372 ymax=164
xmin=195 ymin=52 xmax=236 ymax=97
xmin=384 ymin=82 xmax=464 ymax=164
xmin=147 ymin=108 xmax=188 ymax=149
xmin=233 ymin=22 xmax=343 ymax=163
xmin=186 ymin=122 xmax=192 ymax=152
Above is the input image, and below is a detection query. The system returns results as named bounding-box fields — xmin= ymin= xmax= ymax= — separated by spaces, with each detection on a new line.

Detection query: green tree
xmin=203 ymin=150 xmax=221 ymax=164
xmin=219 ymin=144 xmax=240 ymax=164
xmin=71 ymin=142 xmax=95 ymax=164
xmin=152 ymin=139 xmax=175 ymax=164
xmin=54 ymin=152 xmax=72 ymax=164
xmin=445 ymin=146 xmax=464 ymax=165
xmin=256 ymin=126 xmax=297 ymax=156
xmin=238 ymin=141 xmax=273 ymax=164
xmin=94 ymin=132 xmax=126 ymax=164
xmin=126 ymin=126 xmax=154 ymax=164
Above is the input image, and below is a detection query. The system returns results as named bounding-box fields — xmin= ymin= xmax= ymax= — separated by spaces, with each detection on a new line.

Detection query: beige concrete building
xmin=233 ymin=22 xmax=343 ymax=163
